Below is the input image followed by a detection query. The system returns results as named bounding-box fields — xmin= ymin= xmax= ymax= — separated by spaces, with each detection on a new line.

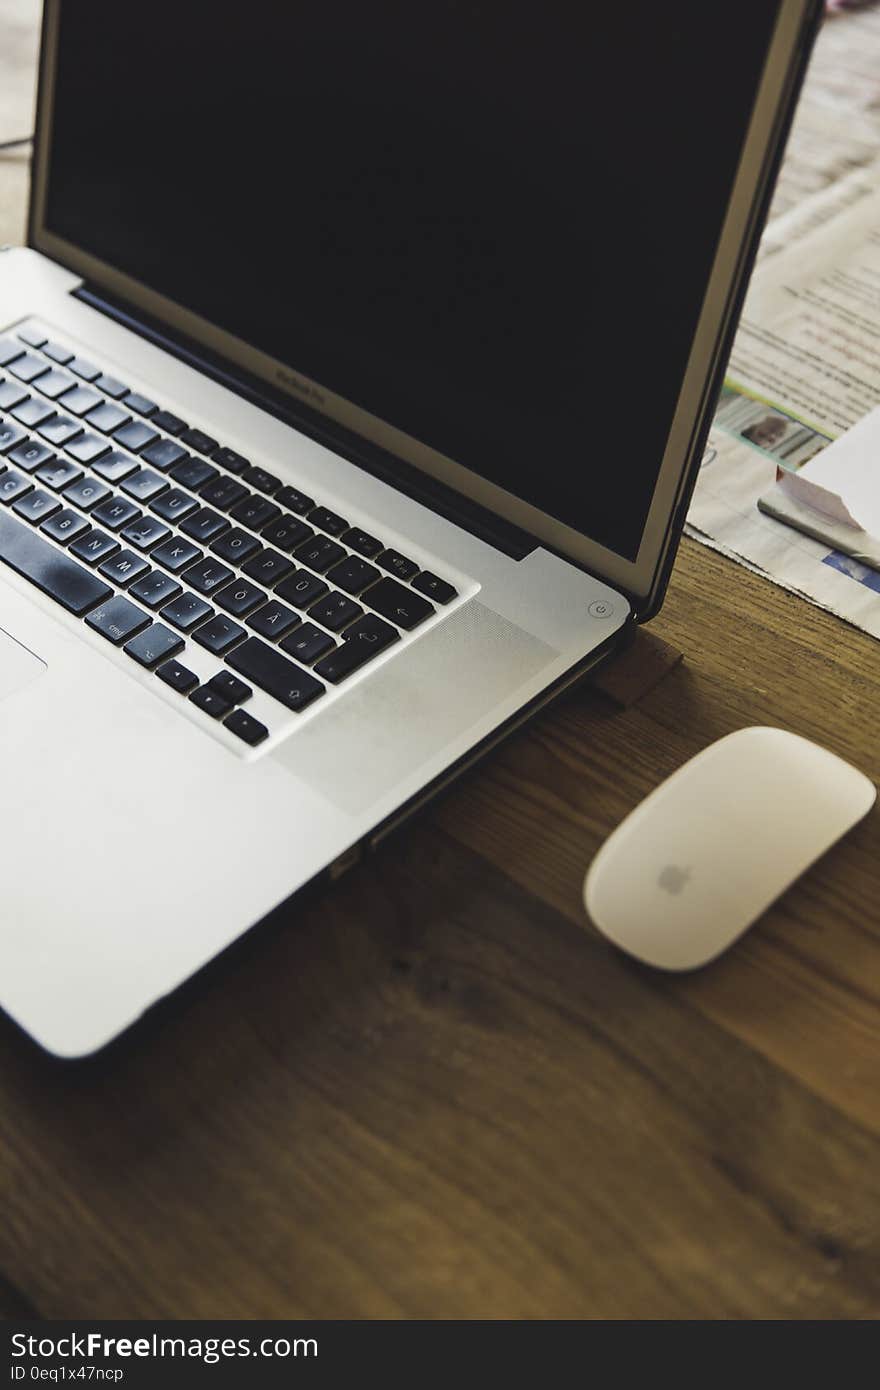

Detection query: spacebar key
xmin=227 ymin=636 xmax=325 ymax=712
xmin=0 ymin=510 xmax=112 ymax=615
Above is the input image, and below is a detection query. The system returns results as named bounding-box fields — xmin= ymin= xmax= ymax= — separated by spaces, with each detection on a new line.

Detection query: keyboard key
xmin=241 ymin=548 xmax=295 ymax=587
xmin=120 ymin=516 xmax=172 ymax=551
xmin=227 ymin=636 xmax=325 ymax=712
xmin=113 ymin=420 xmax=159 ymax=453
xmin=65 ymin=431 xmax=110 ymax=464
xmin=0 ymin=337 xmax=25 ymax=366
xmin=325 ymin=554 xmax=380 ymax=595
xmin=124 ymin=623 xmax=184 ymax=668
xmin=179 ymin=427 xmax=217 ymax=455
xmin=16 ymin=326 xmax=46 ymax=348
xmin=280 ymin=623 xmax=335 ymax=664
xmin=0 ymin=510 xmax=111 ymax=615
xmin=170 ymin=456 xmax=216 ymax=490
xmin=314 ymin=616 xmax=399 ymax=682
xmin=121 ymin=467 xmax=168 ymax=502
xmin=122 ymin=392 xmax=158 ymax=417
xmin=363 ymin=575 xmax=434 ymax=630
xmin=85 ymin=401 xmax=130 ymax=434
xmin=0 ymin=421 xmax=28 ymax=453
xmin=181 ymin=557 xmax=232 ymax=592
xmin=35 ymin=459 xmax=82 ymax=491
xmin=190 ymin=686 xmax=232 ymax=719
xmin=40 ymin=508 xmax=89 ymax=544
xmin=412 ymin=570 xmax=458 ymax=603
xmin=151 ymin=536 xmax=204 ymax=573
xmin=59 ymin=384 xmax=102 ymax=415
xmin=341 ymin=612 xmax=399 ymax=648
xmin=44 ymin=341 xmax=74 ymax=365
xmin=156 ymin=659 xmax=199 ymax=694
xmin=230 ymin=495 xmax=279 ymax=531
xmin=150 ymin=409 xmax=187 ymax=436
xmin=275 ymin=568 xmax=329 ymax=609
xmin=307 ymin=591 xmax=363 ymax=632
xmin=85 ymin=594 xmax=149 ymax=644
xmin=92 ymin=449 xmax=139 ymax=482
xmin=128 ymin=569 xmax=182 ymax=609
xmin=260 ymin=515 xmax=312 ymax=552
xmin=0 ymin=379 xmax=28 ymax=410
xmin=308 ymin=505 xmax=349 ymax=536
xmin=200 ymin=475 xmax=248 ymax=511
xmin=150 ymin=488 xmax=198 ymax=523
xmin=224 ymin=708 xmax=268 ymax=746
xmin=141 ymin=438 xmax=188 ymax=472
xmin=8 ymin=439 xmax=55 ymax=473
xmin=94 ymin=373 xmax=128 ymax=398
xmin=11 ymin=396 xmax=55 ymax=428
xmin=377 ymin=548 xmax=419 ymax=581
xmin=212 ymin=445 xmax=249 ymax=474
xmin=160 ymin=592 xmax=214 ymax=632
xmin=12 ymin=489 xmax=60 ymax=525
xmin=207 ymin=672 xmax=251 ymax=704
xmin=69 ymin=529 xmax=120 ymax=566
xmin=275 ymin=484 xmax=314 ymax=514
xmin=38 ymin=414 xmax=82 ymax=446
xmin=68 ymin=355 xmax=100 ymax=381
xmin=179 ymin=506 xmax=229 ymax=543
xmin=9 ymin=353 xmax=49 ymax=383
xmin=62 ymin=475 xmax=111 ymax=510
xmin=0 ymin=470 xmax=32 ymax=504
xmin=98 ymin=549 xmax=150 ymax=586
xmin=210 ymin=527 xmax=261 ymax=564
xmin=241 ymin=464 xmax=281 ymax=495
xmin=32 ymin=368 xmax=76 ymax=400
xmin=292 ymin=535 xmax=345 ymax=572
xmin=193 ymin=614 xmax=246 ymax=655
xmin=215 ymin=578 xmax=266 ymax=616
xmin=247 ymin=599 xmax=300 ymax=640
xmin=92 ymin=496 xmax=142 ymax=531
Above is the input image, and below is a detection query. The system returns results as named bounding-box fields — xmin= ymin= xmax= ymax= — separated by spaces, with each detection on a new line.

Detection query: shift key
xmin=227 ymin=636 xmax=325 ymax=712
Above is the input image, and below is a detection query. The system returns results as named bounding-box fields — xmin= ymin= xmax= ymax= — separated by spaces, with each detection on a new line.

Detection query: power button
xmin=589 ymin=600 xmax=614 ymax=619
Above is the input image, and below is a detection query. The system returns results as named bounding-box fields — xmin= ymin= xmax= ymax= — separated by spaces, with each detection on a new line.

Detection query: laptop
xmin=0 ymin=0 xmax=821 ymax=1055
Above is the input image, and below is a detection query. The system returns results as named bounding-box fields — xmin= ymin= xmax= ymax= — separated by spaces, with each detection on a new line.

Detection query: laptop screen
xmin=43 ymin=1 xmax=781 ymax=564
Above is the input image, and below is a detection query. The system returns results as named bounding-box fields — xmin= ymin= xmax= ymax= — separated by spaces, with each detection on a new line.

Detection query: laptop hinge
xmin=72 ymin=283 xmax=539 ymax=563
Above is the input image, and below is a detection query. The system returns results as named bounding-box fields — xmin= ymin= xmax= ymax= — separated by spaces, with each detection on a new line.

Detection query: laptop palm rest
xmin=0 ymin=627 xmax=47 ymax=703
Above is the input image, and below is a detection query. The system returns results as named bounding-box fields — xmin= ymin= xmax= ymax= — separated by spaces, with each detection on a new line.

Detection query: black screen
xmin=44 ymin=1 xmax=781 ymax=561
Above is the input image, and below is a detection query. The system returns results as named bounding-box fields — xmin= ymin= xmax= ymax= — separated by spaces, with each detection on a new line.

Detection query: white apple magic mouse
xmin=583 ymin=726 xmax=875 ymax=971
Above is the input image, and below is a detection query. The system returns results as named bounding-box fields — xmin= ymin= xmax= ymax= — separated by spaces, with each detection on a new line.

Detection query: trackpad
xmin=0 ymin=626 xmax=47 ymax=701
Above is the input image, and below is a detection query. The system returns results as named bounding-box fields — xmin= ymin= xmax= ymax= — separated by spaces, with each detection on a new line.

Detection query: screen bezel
xmin=28 ymin=0 xmax=816 ymax=610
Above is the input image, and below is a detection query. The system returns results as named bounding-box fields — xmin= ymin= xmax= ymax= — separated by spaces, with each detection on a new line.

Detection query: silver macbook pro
xmin=0 ymin=0 xmax=821 ymax=1054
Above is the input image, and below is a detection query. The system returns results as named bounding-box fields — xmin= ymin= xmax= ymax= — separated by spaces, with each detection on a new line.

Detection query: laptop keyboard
xmin=0 ymin=323 xmax=461 ymax=749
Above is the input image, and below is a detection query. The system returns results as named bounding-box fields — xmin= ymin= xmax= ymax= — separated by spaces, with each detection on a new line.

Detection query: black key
xmin=211 ymin=527 xmax=261 ymax=564
xmin=156 ymin=659 xmax=199 ymax=694
xmin=120 ymin=468 xmax=167 ymax=502
xmin=412 ymin=570 xmax=458 ymax=604
xmin=364 ymin=575 xmax=434 ymax=630
xmin=44 ymin=341 xmax=74 ymax=365
xmin=325 ymin=554 xmax=380 ymax=595
xmin=0 ymin=470 xmax=32 ymax=504
xmin=308 ymin=591 xmax=363 ymax=632
xmin=0 ymin=379 xmax=28 ymax=410
xmin=16 ymin=326 xmax=46 ymax=348
xmin=212 ymin=446 xmax=249 ymax=474
xmin=98 ymin=549 xmax=150 ymax=586
xmin=85 ymin=401 xmax=130 ymax=434
xmin=241 ymin=464 xmax=281 ymax=495
xmin=40 ymin=508 xmax=89 ymax=544
xmin=120 ymin=515 xmax=172 ymax=551
xmin=275 ymin=568 xmax=329 ymax=609
xmin=151 ymin=536 xmax=204 ymax=573
xmin=193 ymin=614 xmax=246 ymax=655
xmin=247 ymin=599 xmax=300 ymax=640
xmin=215 ymin=578 xmax=266 ymax=616
xmin=181 ymin=556 xmax=232 ymax=593
xmin=179 ymin=427 xmax=217 ymax=455
xmin=160 ymin=592 xmax=214 ymax=632
xmin=151 ymin=488 xmax=198 ymax=523
xmin=241 ymin=548 xmax=295 ymax=587
xmin=95 ymin=373 xmax=128 ymax=398
xmin=65 ymin=432 xmax=110 ymax=464
xmin=92 ymin=449 xmax=138 ymax=482
xmin=0 ymin=510 xmax=111 ymax=615
xmin=32 ymin=368 xmax=76 ymax=400
xmin=308 ymin=505 xmax=349 ymax=536
xmin=190 ymin=686 xmax=232 ymax=719
xmin=0 ymin=421 xmax=28 ymax=453
xmin=224 ymin=708 xmax=268 ymax=746
xmin=12 ymin=489 xmax=60 ymax=525
xmin=124 ymin=623 xmax=184 ymax=668
xmin=292 ymin=535 xmax=345 ymax=572
xmin=141 ymin=438 xmax=188 ymax=472
xmin=260 ymin=516 xmax=312 ymax=552
xmin=91 ymin=496 xmax=142 ymax=531
xmin=68 ymin=355 xmax=100 ymax=381
xmin=11 ymin=396 xmax=55 ymax=428
xmin=230 ymin=495 xmax=280 ymax=531
xmin=69 ymin=529 xmax=119 ymax=566
xmin=227 ymin=637 xmax=325 ymax=712
xmin=9 ymin=352 xmax=49 ymax=383
xmin=85 ymin=594 xmax=149 ymax=645
xmin=314 ymin=617 xmax=399 ymax=682
xmin=179 ymin=506 xmax=229 ymax=543
xmin=207 ymin=672 xmax=251 ymax=704
xmin=59 ymin=384 xmax=102 ymax=416
xmin=0 ymin=337 xmax=25 ymax=366
xmin=122 ymin=392 xmax=158 ymax=417
xmin=200 ymin=475 xmax=248 ymax=511
xmin=113 ymin=420 xmax=159 ymax=453
xmin=170 ymin=456 xmax=216 ymax=491
xmin=8 ymin=439 xmax=55 ymax=473
xmin=275 ymin=484 xmax=314 ymax=514
xmin=280 ymin=623 xmax=335 ymax=664
xmin=151 ymin=409 xmax=187 ymax=436
xmin=377 ymin=548 xmax=419 ymax=581
xmin=38 ymin=415 xmax=81 ymax=446
xmin=35 ymin=459 xmax=82 ymax=491
xmin=62 ymin=475 xmax=110 ymax=511
xmin=129 ymin=569 xmax=182 ymax=609
xmin=341 ymin=612 xmax=399 ymax=648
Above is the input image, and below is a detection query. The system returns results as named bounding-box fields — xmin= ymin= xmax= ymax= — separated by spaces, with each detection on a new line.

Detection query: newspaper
xmin=687 ymin=8 xmax=880 ymax=640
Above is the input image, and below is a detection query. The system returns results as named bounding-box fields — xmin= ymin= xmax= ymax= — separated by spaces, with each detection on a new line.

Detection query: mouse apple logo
xmin=658 ymin=864 xmax=691 ymax=894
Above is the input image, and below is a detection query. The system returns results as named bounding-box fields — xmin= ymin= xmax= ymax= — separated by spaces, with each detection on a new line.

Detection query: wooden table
xmin=2 ymin=4 xmax=880 ymax=1322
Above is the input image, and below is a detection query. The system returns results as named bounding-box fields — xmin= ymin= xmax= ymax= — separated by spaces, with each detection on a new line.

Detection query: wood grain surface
xmin=1 ymin=2 xmax=879 ymax=1321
